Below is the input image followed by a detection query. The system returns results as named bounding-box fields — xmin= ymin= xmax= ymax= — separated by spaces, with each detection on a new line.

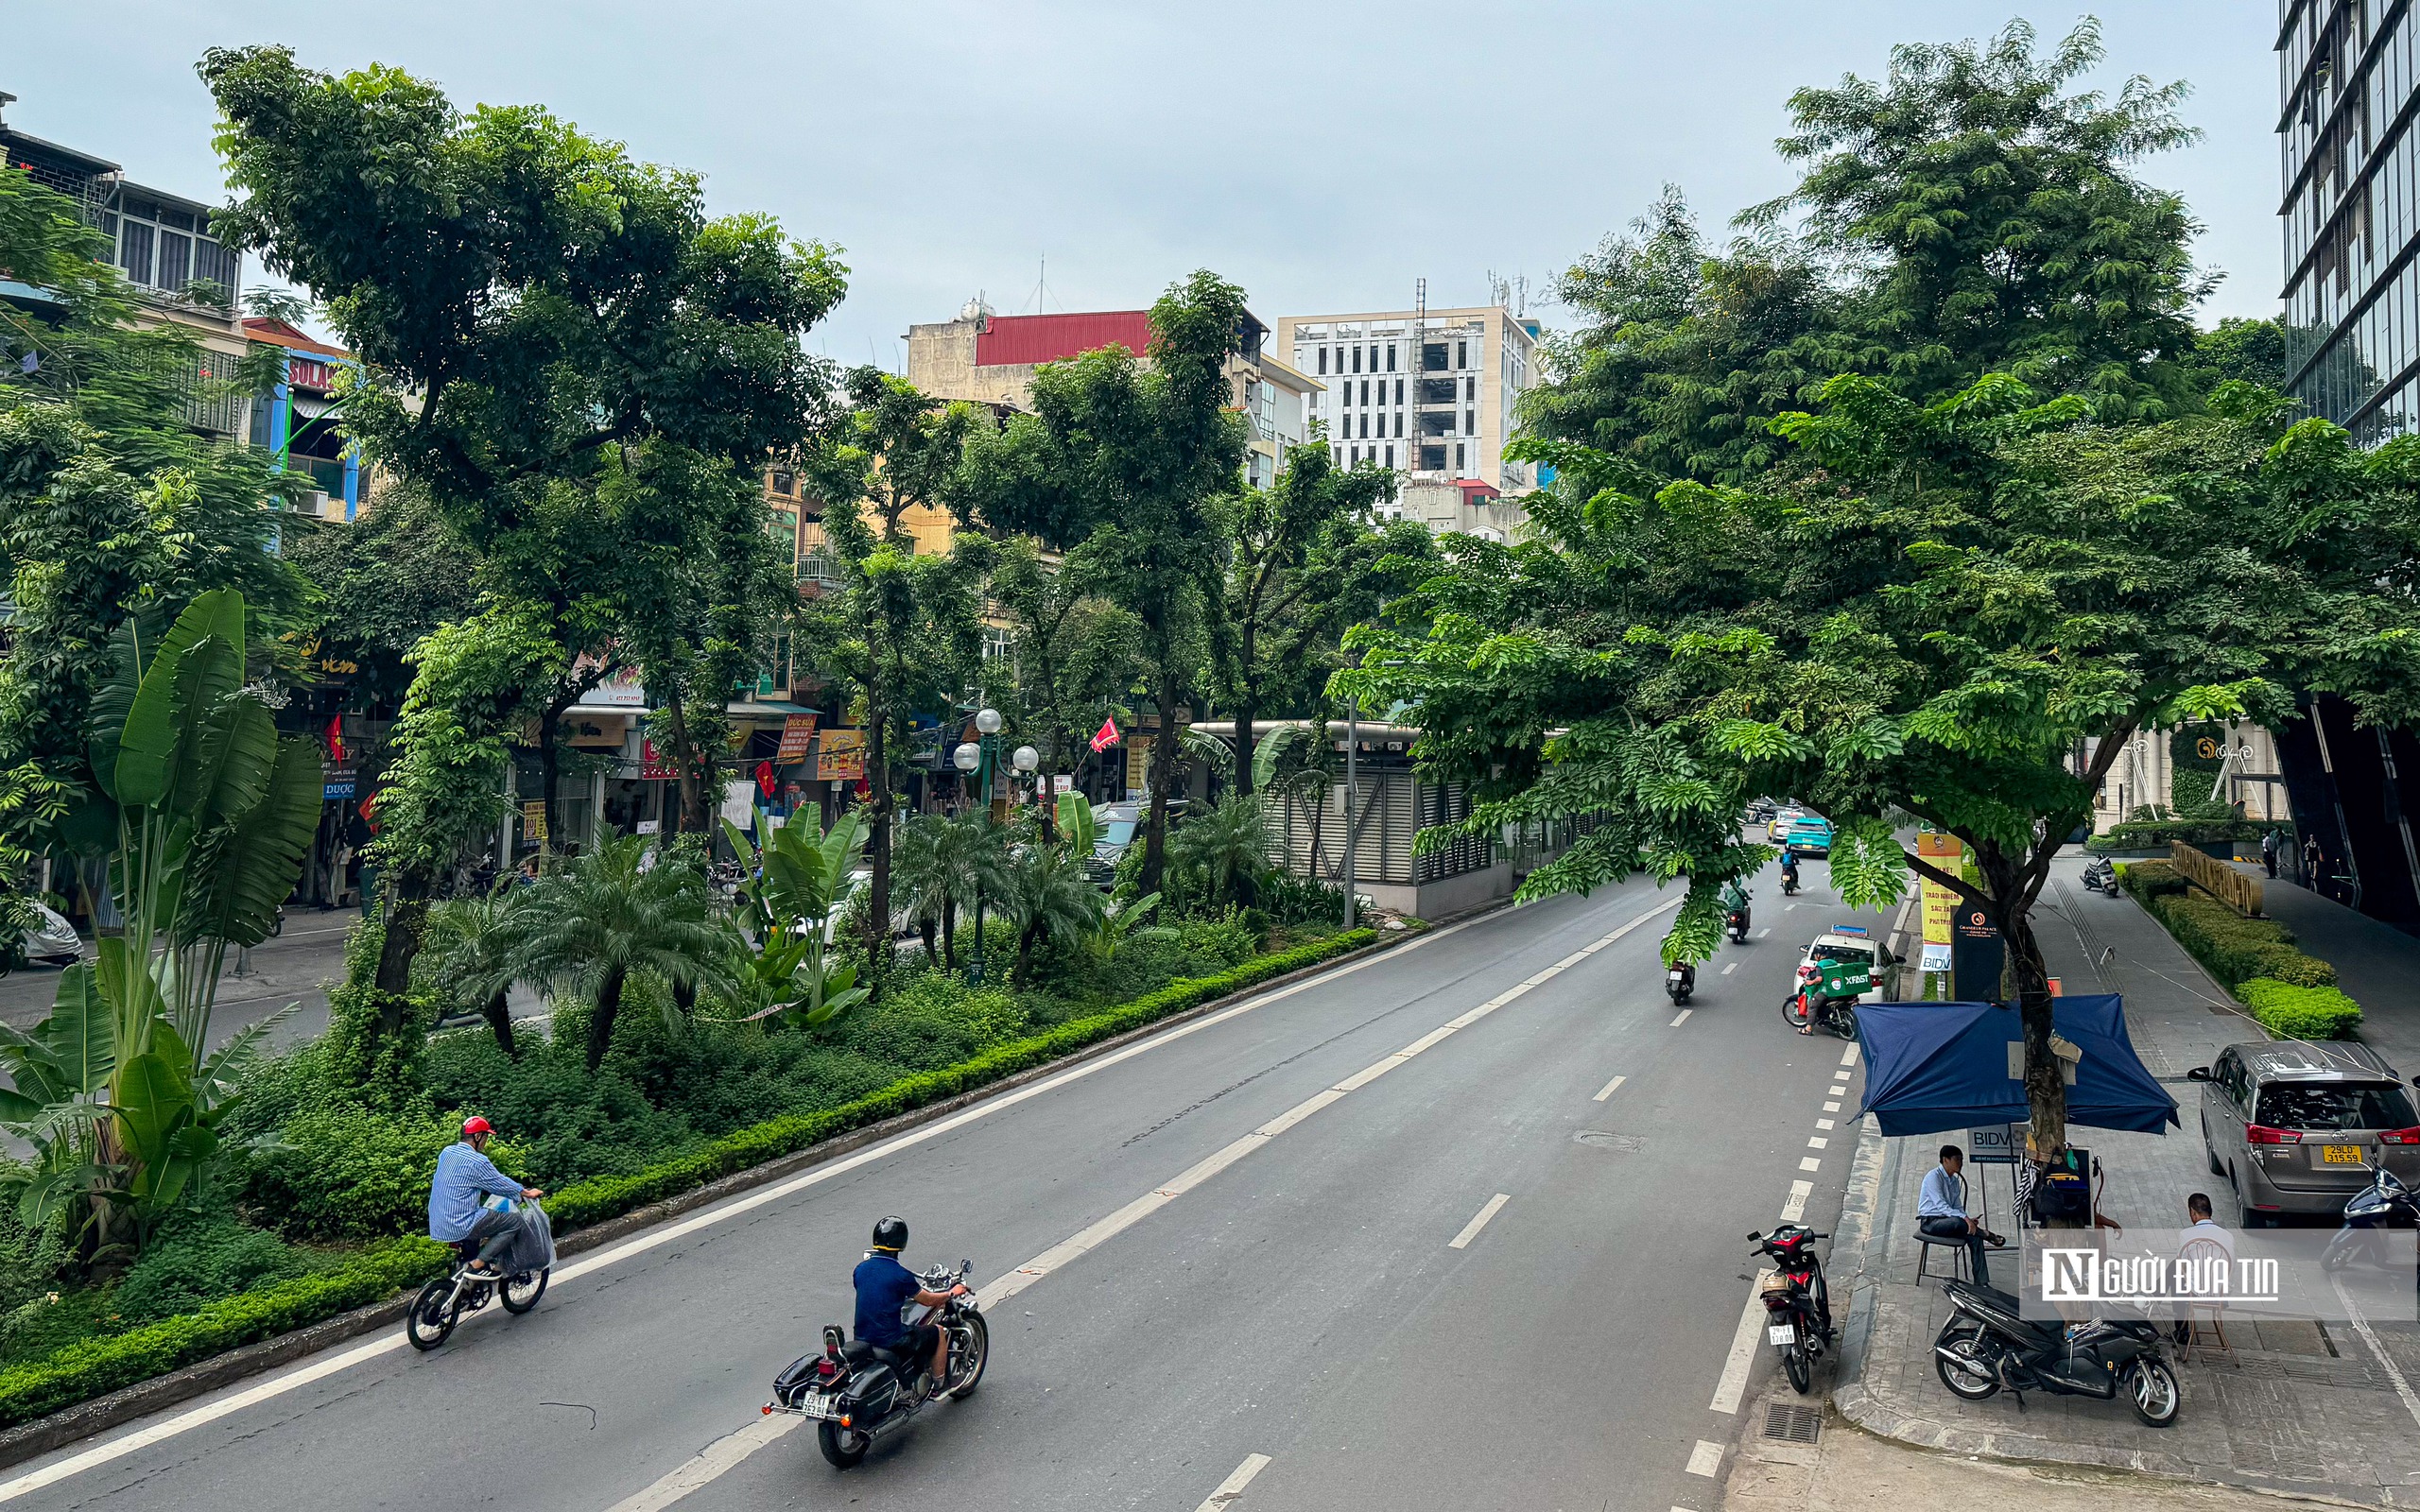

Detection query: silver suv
xmin=2190 ymin=1042 xmax=2420 ymax=1224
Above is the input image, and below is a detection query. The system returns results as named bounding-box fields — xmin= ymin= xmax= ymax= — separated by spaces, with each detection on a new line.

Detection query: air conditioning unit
xmin=300 ymin=490 xmax=332 ymax=517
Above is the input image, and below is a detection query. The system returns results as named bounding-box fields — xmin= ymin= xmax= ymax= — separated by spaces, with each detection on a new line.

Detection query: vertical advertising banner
xmin=1126 ymin=733 xmax=1154 ymax=799
xmin=1917 ymin=832 xmax=1961 ymax=973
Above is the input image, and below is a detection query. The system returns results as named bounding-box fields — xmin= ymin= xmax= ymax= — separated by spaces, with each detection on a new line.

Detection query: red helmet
xmin=461 ymin=1116 xmax=493 ymax=1139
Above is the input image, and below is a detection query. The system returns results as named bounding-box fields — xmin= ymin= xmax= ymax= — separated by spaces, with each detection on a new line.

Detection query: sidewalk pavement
xmin=1825 ymin=851 xmax=2420 ymax=1507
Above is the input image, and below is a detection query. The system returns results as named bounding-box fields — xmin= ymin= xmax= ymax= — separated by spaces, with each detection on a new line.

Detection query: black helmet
xmin=871 ymin=1215 xmax=908 ymax=1253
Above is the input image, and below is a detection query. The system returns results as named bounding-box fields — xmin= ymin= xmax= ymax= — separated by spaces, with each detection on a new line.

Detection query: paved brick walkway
xmin=1830 ymin=853 xmax=2420 ymax=1506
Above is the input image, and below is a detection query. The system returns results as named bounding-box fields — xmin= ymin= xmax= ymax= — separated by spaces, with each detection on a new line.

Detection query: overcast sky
xmin=11 ymin=2 xmax=2281 ymax=367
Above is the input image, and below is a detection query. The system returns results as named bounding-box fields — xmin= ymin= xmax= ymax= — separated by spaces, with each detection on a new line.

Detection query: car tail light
xmin=2381 ymin=1127 xmax=2420 ymax=1145
xmin=2246 ymin=1125 xmax=2303 ymax=1144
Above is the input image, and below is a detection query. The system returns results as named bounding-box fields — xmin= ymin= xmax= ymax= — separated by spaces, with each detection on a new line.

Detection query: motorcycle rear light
xmin=2246 ymin=1125 xmax=2303 ymax=1144
xmin=2381 ymin=1128 xmax=2420 ymax=1145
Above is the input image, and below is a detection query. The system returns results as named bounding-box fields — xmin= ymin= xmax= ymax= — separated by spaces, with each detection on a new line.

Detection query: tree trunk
xmin=1014 ymin=919 xmax=1040 ymax=988
xmin=1233 ymin=623 xmax=1257 ymax=797
xmin=2003 ymin=903 xmax=2067 ymax=1163
xmin=939 ymin=894 xmax=956 ymax=972
xmin=481 ymin=988 xmax=517 ymax=1058
xmin=918 ymin=917 xmax=938 ymax=969
xmin=663 ymin=687 xmax=699 ymax=841
xmin=1140 ymin=685 xmax=1177 ymax=896
xmin=585 ymin=964 xmax=627 ymax=1071
xmin=866 ymin=714 xmax=894 ymax=993
xmin=538 ymin=701 xmax=566 ymax=858
xmin=672 ymin=976 xmax=696 ymax=1021
xmin=373 ymin=873 xmax=429 ymax=1002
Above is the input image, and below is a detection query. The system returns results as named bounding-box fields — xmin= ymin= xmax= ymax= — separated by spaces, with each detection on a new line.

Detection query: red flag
xmin=754 ymin=760 xmax=776 ymax=799
xmin=324 ymin=714 xmax=346 ymax=764
xmin=1089 ymin=717 xmax=1120 ymax=753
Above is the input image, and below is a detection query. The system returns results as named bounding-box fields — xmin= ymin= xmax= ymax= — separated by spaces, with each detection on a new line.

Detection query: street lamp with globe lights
xmin=958 ymin=710 xmax=1008 ymax=981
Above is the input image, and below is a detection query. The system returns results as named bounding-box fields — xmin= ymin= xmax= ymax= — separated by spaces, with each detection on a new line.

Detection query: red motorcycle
xmin=1751 ymin=1224 xmax=1834 ymax=1393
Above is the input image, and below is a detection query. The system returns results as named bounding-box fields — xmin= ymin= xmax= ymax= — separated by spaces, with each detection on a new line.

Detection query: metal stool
xmin=1915 ymin=1228 xmax=1973 ymax=1281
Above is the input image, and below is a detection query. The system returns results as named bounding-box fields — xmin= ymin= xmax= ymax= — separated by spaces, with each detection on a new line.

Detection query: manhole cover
xmin=1573 ymin=1130 xmax=1645 ymax=1152
xmin=1764 ymin=1401 xmax=1822 ymax=1444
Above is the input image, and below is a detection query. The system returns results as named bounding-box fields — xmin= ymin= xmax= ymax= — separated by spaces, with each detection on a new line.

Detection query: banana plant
xmin=720 ymin=808 xmax=872 ymax=1027
xmin=0 ymin=589 xmax=319 ymax=1248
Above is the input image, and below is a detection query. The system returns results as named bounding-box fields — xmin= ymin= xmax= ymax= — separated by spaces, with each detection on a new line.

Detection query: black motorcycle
xmin=1726 ymin=901 xmax=1752 ymax=943
xmin=2080 ymin=857 xmax=2118 ymax=895
xmin=1752 ymin=1225 xmax=1834 ymax=1393
xmin=2323 ymin=1165 xmax=2420 ymax=1282
xmin=1779 ymin=866 xmax=1800 ymax=897
xmin=769 ymin=1259 xmax=991 ymax=1469
xmin=1667 ymin=961 xmax=1695 ymax=1004
xmin=1931 ymin=1279 xmax=2180 ymax=1426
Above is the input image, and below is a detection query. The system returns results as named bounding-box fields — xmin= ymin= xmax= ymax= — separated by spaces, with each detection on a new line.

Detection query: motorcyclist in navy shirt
xmin=854 ymin=1216 xmax=967 ymax=1396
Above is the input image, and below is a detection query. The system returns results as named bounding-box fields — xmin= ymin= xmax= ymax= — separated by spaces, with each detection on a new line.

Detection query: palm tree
xmin=1168 ymin=792 xmax=1272 ymax=912
xmin=421 ymin=885 xmax=536 ymax=1057
xmin=1000 ymin=843 xmax=1103 ymax=988
xmin=515 ymin=834 xmax=737 ymax=1070
xmin=890 ymin=812 xmax=1010 ymax=971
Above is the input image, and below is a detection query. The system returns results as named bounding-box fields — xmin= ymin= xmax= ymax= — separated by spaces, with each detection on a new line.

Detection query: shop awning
xmin=727 ymin=700 xmax=818 ymax=718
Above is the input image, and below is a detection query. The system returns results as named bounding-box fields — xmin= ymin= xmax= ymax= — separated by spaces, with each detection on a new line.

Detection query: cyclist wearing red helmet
xmin=429 ymin=1116 xmax=542 ymax=1275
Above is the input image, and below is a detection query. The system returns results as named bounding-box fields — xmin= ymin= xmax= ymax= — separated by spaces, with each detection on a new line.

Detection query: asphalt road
xmin=1 ymin=855 xmax=1893 ymax=1512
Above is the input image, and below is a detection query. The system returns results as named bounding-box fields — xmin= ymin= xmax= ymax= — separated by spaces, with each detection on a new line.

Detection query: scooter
xmin=2080 ymin=857 xmax=2118 ymax=895
xmin=1667 ymin=961 xmax=1695 ymax=1004
xmin=1931 ymin=1279 xmax=2180 ymax=1426
xmin=1725 ymin=898 xmax=1752 ymax=943
xmin=2323 ymin=1165 xmax=2419 ymax=1280
xmin=1752 ymin=1225 xmax=1834 ymax=1394
xmin=1779 ymin=863 xmax=1800 ymax=897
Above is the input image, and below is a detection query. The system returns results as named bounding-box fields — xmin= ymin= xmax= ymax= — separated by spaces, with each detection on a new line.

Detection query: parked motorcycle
xmin=2323 ymin=1165 xmax=2420 ymax=1280
xmin=2080 ymin=857 xmax=2118 ymax=895
xmin=1667 ymin=962 xmax=1695 ymax=1004
xmin=1751 ymin=1225 xmax=1834 ymax=1393
xmin=1931 ymin=1278 xmax=2180 ymax=1426
xmin=406 ymin=1198 xmax=553 ymax=1350
xmin=769 ymin=1259 xmax=991 ymax=1469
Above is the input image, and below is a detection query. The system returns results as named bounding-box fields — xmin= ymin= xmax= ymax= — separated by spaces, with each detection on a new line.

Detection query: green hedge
xmin=0 ymin=928 xmax=1379 ymax=1431
xmin=2118 ymin=863 xmax=2336 ymax=989
xmin=0 ymin=1238 xmax=450 ymax=1429
xmin=2238 ymin=978 xmax=2364 ymax=1040
xmin=545 ymin=928 xmax=1378 ymax=1228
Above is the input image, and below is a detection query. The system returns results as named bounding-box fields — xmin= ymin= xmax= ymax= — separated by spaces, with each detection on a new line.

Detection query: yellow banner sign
xmin=1917 ymin=832 xmax=1962 ymax=973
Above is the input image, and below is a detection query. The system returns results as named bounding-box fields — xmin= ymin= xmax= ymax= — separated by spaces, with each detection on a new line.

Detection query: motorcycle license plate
xmin=1768 ymin=1324 xmax=1796 ymax=1346
xmin=2321 ymin=1144 xmax=2366 ymax=1165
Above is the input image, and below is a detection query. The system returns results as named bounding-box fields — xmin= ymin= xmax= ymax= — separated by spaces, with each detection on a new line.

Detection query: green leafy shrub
xmin=0 ymin=1237 xmax=449 ymax=1429
xmin=113 ymin=1214 xmax=311 ymax=1326
xmin=2119 ymin=868 xmax=2337 ymax=990
xmin=2237 ymin=978 xmax=2363 ymax=1040
xmin=244 ymin=1104 xmax=457 ymax=1242
xmin=1259 ymin=871 xmax=1346 ymax=925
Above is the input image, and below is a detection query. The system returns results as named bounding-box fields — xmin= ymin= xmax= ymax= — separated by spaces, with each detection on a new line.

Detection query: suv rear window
xmin=2254 ymin=1082 xmax=2419 ymax=1131
xmin=1809 ymin=942 xmax=1874 ymax=965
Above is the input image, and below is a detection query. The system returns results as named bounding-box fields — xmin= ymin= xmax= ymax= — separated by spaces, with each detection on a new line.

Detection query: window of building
xmin=1455 ymin=442 xmax=1466 ymax=471
xmin=1456 ymin=339 xmax=1467 ymax=368
xmin=1420 ymin=443 xmax=1446 ymax=471
xmin=1393 ymin=378 xmax=1404 ymax=404
xmin=771 ymin=469 xmax=796 ymax=497
xmin=1423 ymin=342 xmax=1448 ymax=371
xmin=1393 ymin=412 xmax=1404 ymax=437
xmin=118 ymin=219 xmax=153 ymax=285
xmin=1464 ymin=375 xmax=1477 ymax=401
xmin=1419 ymin=376 xmax=1457 ymax=405
xmin=1352 ymin=346 xmax=1362 ymax=373
xmin=1359 ymin=414 xmax=1370 ymax=438
xmin=1465 ymin=407 xmax=1476 ymax=433
xmin=1318 ymin=347 xmax=1328 ymax=374
xmin=1386 ymin=343 xmax=1397 ymax=370
xmin=1384 ymin=444 xmax=1394 ymax=467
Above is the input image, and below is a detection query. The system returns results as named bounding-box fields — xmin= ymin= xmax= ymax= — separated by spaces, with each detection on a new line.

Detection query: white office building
xmin=1274 ymin=303 xmax=1538 ymax=493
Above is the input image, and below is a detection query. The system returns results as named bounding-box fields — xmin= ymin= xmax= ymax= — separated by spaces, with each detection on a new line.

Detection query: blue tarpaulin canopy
xmin=1853 ymin=995 xmax=2179 ymax=1137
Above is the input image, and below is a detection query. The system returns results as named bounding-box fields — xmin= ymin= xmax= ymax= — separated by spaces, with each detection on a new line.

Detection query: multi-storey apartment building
xmin=2280 ymin=0 xmax=2420 ymax=438
xmin=1273 ymin=302 xmax=1537 ymax=493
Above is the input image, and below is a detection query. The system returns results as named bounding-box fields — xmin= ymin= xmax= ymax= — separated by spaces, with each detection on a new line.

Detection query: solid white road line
xmin=1709 ymin=1275 xmax=1773 ymax=1414
xmin=1448 ymin=1194 xmax=1512 ymax=1250
xmin=1593 ymin=1074 xmax=1627 ymax=1103
xmin=1668 ymin=1008 xmax=1691 ymax=1027
xmin=602 ymin=1416 xmax=804 ymax=1512
xmin=0 ymin=900 xmax=1537 ymax=1506
xmin=1799 ymin=1157 xmax=1822 ymax=1172
xmin=1720 ymin=961 xmax=1737 ymax=975
xmin=1780 ymin=1179 xmax=1813 ymax=1222
xmin=1195 ymin=1452 xmax=1274 ymax=1510
xmin=1685 ymin=1440 xmax=1724 ymax=1477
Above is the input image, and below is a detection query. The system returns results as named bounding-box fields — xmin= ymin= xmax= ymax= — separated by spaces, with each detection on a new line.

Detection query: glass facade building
xmin=2283 ymin=0 xmax=2420 ymax=440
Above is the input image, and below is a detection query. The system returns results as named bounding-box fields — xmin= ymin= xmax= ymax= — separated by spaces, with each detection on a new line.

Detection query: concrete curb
xmin=0 ymin=913 xmax=1484 ymax=1473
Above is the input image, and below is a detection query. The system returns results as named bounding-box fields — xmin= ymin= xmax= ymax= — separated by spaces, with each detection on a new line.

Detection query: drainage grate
xmin=1764 ymin=1401 xmax=1823 ymax=1444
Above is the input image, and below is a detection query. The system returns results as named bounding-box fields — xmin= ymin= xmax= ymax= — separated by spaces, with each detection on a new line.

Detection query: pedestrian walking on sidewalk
xmin=2303 ymin=834 xmax=2325 ymax=892
xmin=2261 ymin=830 xmax=2280 ymax=879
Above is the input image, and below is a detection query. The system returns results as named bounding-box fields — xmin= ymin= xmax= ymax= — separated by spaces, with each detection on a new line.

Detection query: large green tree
xmin=200 ymin=46 xmax=845 ymax=993
xmin=1349 ymin=377 xmax=2420 ymax=1160
xmin=954 ymin=271 xmax=1248 ymax=892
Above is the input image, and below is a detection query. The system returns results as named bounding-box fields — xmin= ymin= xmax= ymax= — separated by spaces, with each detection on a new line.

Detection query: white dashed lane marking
xmin=1195 ymin=1453 xmax=1273 ymax=1510
xmin=1593 ymin=1074 xmax=1627 ymax=1102
xmin=1669 ymin=1008 xmax=1692 ymax=1027
xmin=1448 ymin=1194 xmax=1512 ymax=1249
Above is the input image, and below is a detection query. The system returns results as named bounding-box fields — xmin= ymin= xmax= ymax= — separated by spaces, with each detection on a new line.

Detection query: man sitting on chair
xmin=1918 ymin=1143 xmax=2002 ymax=1287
